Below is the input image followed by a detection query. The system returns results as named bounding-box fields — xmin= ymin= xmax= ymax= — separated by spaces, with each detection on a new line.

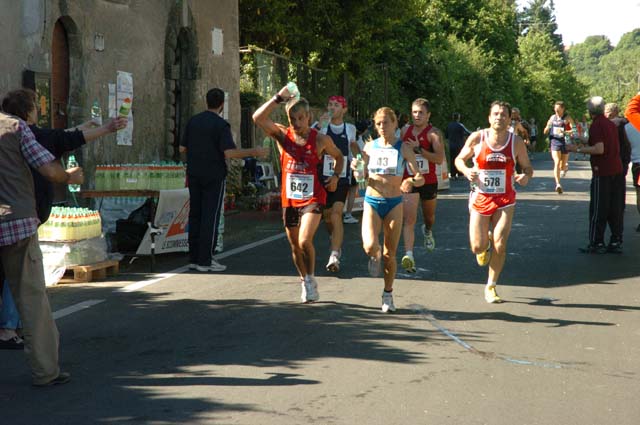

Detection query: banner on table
xmin=136 ymin=189 xmax=190 ymax=255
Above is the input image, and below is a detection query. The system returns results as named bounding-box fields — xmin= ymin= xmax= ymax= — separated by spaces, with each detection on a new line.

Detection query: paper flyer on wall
xmin=116 ymin=71 xmax=133 ymax=146
xmin=108 ymin=83 xmax=116 ymax=119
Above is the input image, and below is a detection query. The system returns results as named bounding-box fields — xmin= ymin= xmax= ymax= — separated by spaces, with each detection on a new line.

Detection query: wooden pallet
xmin=61 ymin=260 xmax=120 ymax=283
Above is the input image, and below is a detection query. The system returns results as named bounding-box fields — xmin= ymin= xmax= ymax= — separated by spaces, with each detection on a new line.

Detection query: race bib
xmin=477 ymin=169 xmax=506 ymax=194
xmin=409 ymin=154 xmax=429 ymax=174
xmin=286 ymin=173 xmax=314 ymax=200
xmin=322 ymin=155 xmax=347 ymax=178
xmin=368 ymin=148 xmax=398 ymax=175
xmin=552 ymin=126 xmax=565 ymax=137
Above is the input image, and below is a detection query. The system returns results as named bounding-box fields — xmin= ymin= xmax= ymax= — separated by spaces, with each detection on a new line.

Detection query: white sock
xmin=331 ymin=250 xmax=340 ymax=257
xmin=486 ymin=281 xmax=497 ymax=288
xmin=406 ymin=250 xmax=413 ymax=258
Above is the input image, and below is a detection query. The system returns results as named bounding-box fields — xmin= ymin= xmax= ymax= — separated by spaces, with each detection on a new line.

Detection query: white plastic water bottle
xmin=286 ymin=81 xmax=300 ymax=101
xmin=67 ymin=154 xmax=80 ymax=192
xmin=91 ymin=100 xmax=102 ymax=125
xmin=354 ymin=154 xmax=367 ymax=190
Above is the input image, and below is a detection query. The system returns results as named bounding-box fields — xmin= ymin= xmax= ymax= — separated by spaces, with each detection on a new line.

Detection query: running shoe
xmin=578 ymin=243 xmax=607 ymax=254
xmin=555 ymin=184 xmax=563 ymax=194
xmin=188 ymin=263 xmax=197 ymax=270
xmin=381 ymin=291 xmax=396 ymax=313
xmin=484 ymin=286 xmax=503 ymax=304
xmin=368 ymin=252 xmax=382 ymax=277
xmin=343 ymin=213 xmax=359 ymax=224
xmin=422 ymin=225 xmax=435 ymax=251
xmin=301 ymin=276 xmax=319 ymax=303
xmin=606 ymin=242 xmax=623 ymax=254
xmin=401 ymin=254 xmax=416 ymax=273
xmin=560 ymin=170 xmax=567 ymax=178
xmin=476 ymin=242 xmax=491 ymax=267
xmin=196 ymin=259 xmax=227 ymax=272
xmin=326 ymin=253 xmax=341 ymax=272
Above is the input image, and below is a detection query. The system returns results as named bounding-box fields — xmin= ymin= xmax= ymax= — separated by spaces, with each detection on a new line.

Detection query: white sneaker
xmin=326 ymin=253 xmax=340 ymax=272
xmin=301 ymin=276 xmax=319 ymax=303
xmin=368 ymin=253 xmax=382 ymax=277
xmin=343 ymin=213 xmax=358 ymax=224
xmin=196 ymin=259 xmax=227 ymax=272
xmin=188 ymin=263 xmax=197 ymax=270
xmin=381 ymin=291 xmax=396 ymax=313
xmin=422 ymin=225 xmax=435 ymax=251
xmin=555 ymin=184 xmax=563 ymax=194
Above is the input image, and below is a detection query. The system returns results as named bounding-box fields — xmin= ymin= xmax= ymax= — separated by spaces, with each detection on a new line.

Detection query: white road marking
xmin=117 ymin=267 xmax=189 ymax=293
xmin=410 ymin=304 xmax=564 ymax=369
xmin=53 ymin=299 xmax=105 ymax=319
xmin=54 ymin=233 xmax=288 ymax=317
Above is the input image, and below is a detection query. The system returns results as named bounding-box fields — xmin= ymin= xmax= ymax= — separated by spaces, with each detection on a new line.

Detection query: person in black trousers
xmin=180 ymin=88 xmax=267 ymax=272
xmin=567 ymin=96 xmax=625 ymax=253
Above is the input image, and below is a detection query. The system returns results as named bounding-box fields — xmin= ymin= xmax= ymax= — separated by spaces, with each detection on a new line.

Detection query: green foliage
xmin=239 ymin=0 xmax=588 ymax=132
xmin=568 ymin=29 xmax=640 ymax=108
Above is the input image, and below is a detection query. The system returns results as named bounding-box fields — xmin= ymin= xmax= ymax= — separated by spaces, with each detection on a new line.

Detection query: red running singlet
xmin=469 ymin=130 xmax=517 ymax=216
xmin=280 ymin=127 xmax=326 ymax=208
xmin=402 ymin=124 xmax=437 ymax=184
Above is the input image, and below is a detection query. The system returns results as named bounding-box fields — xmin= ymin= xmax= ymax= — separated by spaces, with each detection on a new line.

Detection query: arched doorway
xmin=165 ymin=5 xmax=198 ymax=161
xmin=51 ymin=19 xmax=69 ymax=130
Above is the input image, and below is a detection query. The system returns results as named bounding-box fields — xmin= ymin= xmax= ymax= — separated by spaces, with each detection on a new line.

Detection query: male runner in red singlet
xmin=455 ymin=101 xmax=533 ymax=303
xmin=399 ymin=98 xmax=444 ymax=273
xmin=253 ymin=85 xmax=344 ymax=303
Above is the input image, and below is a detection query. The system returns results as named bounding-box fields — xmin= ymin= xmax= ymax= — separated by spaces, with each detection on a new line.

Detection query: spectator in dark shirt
xmin=445 ymin=113 xmax=471 ymax=179
xmin=567 ymin=96 xmax=624 ymax=253
xmin=179 ymin=88 xmax=268 ymax=272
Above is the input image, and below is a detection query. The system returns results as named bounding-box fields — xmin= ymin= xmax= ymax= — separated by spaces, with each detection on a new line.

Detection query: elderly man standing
xmin=0 ymin=111 xmax=83 ymax=386
xmin=566 ymin=97 xmax=624 ymax=254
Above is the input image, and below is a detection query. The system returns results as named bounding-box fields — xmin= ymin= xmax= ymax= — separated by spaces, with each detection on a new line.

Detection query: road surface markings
xmin=53 ymin=299 xmax=105 ymax=320
xmin=54 ymin=233 xmax=287 ymax=317
xmin=410 ymin=304 xmax=564 ymax=369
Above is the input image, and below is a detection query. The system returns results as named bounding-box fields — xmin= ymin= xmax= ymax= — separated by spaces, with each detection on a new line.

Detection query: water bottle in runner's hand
xmin=286 ymin=82 xmax=300 ymax=101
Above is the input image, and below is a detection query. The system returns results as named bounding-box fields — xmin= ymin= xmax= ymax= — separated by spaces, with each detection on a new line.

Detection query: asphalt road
xmin=2 ymin=154 xmax=640 ymax=425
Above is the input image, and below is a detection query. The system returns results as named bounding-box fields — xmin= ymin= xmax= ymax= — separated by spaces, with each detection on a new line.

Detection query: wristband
xmin=272 ymin=94 xmax=285 ymax=104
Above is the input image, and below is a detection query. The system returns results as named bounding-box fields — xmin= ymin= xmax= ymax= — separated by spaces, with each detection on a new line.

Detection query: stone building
xmin=0 ymin=0 xmax=240 ymax=188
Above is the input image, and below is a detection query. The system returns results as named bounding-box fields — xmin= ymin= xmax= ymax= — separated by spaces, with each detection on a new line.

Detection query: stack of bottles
xmin=94 ymin=163 xmax=186 ymax=190
xmin=38 ymin=207 xmax=103 ymax=241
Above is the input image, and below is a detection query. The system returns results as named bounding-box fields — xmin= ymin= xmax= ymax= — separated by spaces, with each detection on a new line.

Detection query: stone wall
xmin=0 ymin=0 xmax=240 ymax=188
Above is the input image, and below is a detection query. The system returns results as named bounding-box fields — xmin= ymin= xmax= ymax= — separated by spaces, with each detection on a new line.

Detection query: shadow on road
xmin=1 ymin=291 xmax=449 ymax=424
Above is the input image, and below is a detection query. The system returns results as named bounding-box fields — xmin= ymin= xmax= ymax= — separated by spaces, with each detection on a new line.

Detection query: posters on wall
xmin=116 ymin=70 xmax=133 ymax=146
xmin=108 ymin=83 xmax=116 ymax=119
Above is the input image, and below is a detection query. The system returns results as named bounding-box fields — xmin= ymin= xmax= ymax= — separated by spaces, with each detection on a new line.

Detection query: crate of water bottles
xmin=94 ymin=163 xmax=186 ymax=191
xmin=38 ymin=207 xmax=103 ymax=242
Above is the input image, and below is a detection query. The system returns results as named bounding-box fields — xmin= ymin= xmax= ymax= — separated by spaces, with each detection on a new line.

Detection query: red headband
xmin=329 ymin=95 xmax=347 ymax=108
